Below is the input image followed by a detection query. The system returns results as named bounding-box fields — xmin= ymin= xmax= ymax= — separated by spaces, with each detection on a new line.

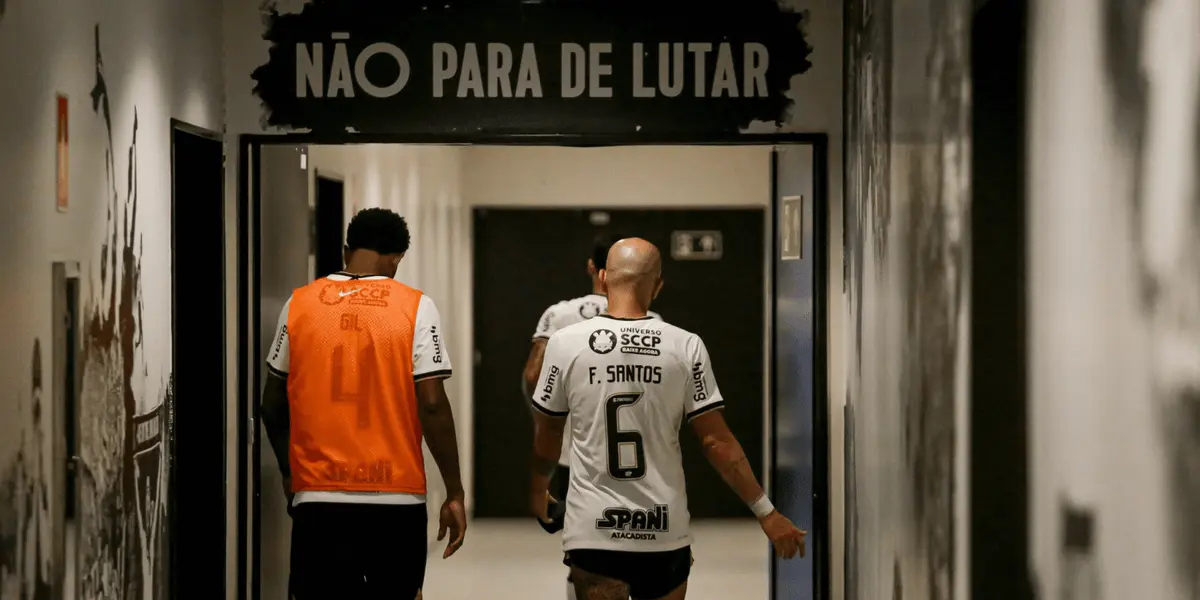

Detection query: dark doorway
xmin=314 ymin=173 xmax=345 ymax=279
xmin=472 ymin=207 xmax=766 ymax=519
xmin=169 ymin=121 xmax=226 ymax=597
xmin=970 ymin=1 xmax=1033 ymax=599
xmin=51 ymin=262 xmax=80 ymax=598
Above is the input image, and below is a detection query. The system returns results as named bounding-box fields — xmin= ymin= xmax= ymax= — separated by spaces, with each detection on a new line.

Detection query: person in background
xmin=261 ymin=208 xmax=466 ymax=599
xmin=529 ymin=238 xmax=806 ymax=600
xmin=522 ymin=233 xmax=661 ymax=600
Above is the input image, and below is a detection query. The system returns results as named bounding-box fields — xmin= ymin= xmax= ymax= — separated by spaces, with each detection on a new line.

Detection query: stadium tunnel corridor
xmin=1 ymin=0 xmax=1198 ymax=599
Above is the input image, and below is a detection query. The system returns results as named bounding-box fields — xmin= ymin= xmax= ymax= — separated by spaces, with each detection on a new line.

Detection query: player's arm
xmin=412 ymin=297 xmax=464 ymax=500
xmin=684 ymin=336 xmax=806 ymax=559
xmin=260 ymin=300 xmax=293 ymax=502
xmin=529 ymin=334 xmax=569 ymax=519
xmin=522 ymin=339 xmax=548 ymax=400
xmin=522 ymin=306 xmax=558 ymax=398
xmin=413 ymin=296 xmax=467 ymax=558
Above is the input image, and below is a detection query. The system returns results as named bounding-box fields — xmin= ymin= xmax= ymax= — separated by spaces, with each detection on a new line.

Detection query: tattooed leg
xmin=571 ymin=566 xmax=630 ymax=600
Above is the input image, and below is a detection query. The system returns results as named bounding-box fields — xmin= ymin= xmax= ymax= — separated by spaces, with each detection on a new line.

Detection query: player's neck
xmin=605 ymin=294 xmax=649 ymax=319
xmin=590 ymin=282 xmax=606 ymax=296
xmin=342 ymin=257 xmax=386 ymax=278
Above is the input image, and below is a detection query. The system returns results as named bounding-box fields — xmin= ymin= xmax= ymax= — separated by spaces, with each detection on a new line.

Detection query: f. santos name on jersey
xmin=595 ymin=504 xmax=670 ymax=541
xmin=588 ymin=364 xmax=664 ymax=385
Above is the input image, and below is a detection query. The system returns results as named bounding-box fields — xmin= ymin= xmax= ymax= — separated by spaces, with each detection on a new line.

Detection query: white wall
xmin=0 ymin=0 xmax=223 ymax=597
xmin=464 ymin=146 xmax=771 ymax=207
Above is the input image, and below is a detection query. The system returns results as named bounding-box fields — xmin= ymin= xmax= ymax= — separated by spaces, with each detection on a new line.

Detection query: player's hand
xmin=438 ymin=495 xmax=467 ymax=559
xmin=531 ymin=490 xmax=553 ymax=522
xmin=759 ymin=511 xmax=806 ymax=559
xmin=281 ymin=474 xmax=295 ymax=517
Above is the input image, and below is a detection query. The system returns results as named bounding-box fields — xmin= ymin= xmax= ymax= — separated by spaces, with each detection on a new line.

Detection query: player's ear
xmin=598 ymin=269 xmax=608 ymax=286
xmin=653 ymin=278 xmax=664 ymax=299
xmin=587 ymin=258 xmax=598 ymax=276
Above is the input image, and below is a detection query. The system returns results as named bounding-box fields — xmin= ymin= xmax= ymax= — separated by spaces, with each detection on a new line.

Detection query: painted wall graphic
xmin=843 ymin=0 xmax=970 ymax=599
xmin=248 ymin=0 xmax=814 ymax=134
xmin=75 ymin=25 xmax=171 ymax=600
xmin=1027 ymin=0 xmax=1200 ymax=598
xmin=0 ymin=341 xmax=52 ymax=600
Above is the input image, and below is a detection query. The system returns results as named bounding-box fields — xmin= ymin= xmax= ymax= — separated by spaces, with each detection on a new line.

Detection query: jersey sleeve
xmin=266 ymin=297 xmax=292 ymax=377
xmin=413 ymin=295 xmax=453 ymax=382
xmin=684 ymin=334 xmax=725 ymax=420
xmin=531 ymin=303 xmax=562 ymax=340
xmin=530 ymin=333 xmax=570 ymax=417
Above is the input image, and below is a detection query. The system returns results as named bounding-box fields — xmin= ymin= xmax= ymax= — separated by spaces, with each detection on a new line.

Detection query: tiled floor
xmin=422 ymin=519 xmax=769 ymax=599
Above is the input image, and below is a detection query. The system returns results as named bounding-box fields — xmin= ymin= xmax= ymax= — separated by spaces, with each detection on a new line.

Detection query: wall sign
xmin=671 ymin=230 xmax=723 ymax=261
xmin=251 ymin=0 xmax=814 ymax=134
xmin=780 ymin=195 xmax=802 ymax=260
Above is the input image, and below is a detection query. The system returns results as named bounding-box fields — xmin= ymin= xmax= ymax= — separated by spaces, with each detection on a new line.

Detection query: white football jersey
xmin=532 ymin=294 xmax=660 ymax=465
xmin=531 ymin=314 xmax=724 ymax=552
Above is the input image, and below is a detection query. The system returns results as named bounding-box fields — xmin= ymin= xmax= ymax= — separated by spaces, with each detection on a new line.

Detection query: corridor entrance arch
xmin=226 ymin=2 xmax=838 ymax=598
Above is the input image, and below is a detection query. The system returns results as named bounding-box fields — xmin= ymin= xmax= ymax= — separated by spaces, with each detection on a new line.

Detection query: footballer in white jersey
xmin=529 ymin=238 xmax=805 ymax=600
xmin=533 ymin=315 xmax=723 ymax=553
xmin=521 ymin=234 xmax=661 ymax=600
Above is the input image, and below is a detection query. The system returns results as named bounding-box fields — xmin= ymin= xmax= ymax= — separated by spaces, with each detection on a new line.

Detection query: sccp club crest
xmin=589 ymin=329 xmax=617 ymax=354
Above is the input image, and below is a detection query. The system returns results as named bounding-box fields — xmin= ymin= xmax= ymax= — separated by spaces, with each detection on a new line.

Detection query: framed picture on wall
xmin=56 ymin=94 xmax=69 ymax=213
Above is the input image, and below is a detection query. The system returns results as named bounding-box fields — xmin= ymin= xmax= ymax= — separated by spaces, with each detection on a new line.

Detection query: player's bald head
xmin=603 ymin=238 xmax=662 ymax=294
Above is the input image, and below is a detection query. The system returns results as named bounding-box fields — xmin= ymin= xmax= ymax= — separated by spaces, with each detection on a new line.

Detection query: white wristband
xmin=749 ymin=494 xmax=775 ymax=519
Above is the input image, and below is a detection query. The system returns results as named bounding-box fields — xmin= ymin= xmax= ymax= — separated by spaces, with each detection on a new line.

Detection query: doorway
xmin=237 ymin=136 xmax=830 ymax=600
xmin=970 ymin=1 xmax=1031 ymax=599
xmin=169 ymin=121 xmax=226 ymax=597
xmin=313 ymin=173 xmax=346 ymax=279
xmin=51 ymin=261 xmax=80 ymax=599
xmin=472 ymin=207 xmax=766 ymax=519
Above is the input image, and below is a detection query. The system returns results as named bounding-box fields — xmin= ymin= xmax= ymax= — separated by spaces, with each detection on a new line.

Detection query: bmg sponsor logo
xmin=430 ymin=325 xmax=443 ymax=363
xmin=595 ymin=504 xmax=670 ymax=541
xmin=691 ymin=362 xmax=709 ymax=402
xmin=540 ymin=365 xmax=561 ymax=404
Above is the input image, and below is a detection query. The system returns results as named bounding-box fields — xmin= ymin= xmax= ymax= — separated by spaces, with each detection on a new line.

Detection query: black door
xmin=314 ymin=174 xmax=345 ymax=279
xmin=169 ymin=123 xmax=226 ymax=596
xmin=473 ymin=208 xmax=765 ymax=519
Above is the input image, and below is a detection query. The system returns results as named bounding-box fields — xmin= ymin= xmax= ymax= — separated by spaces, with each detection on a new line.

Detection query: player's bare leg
xmin=570 ymin=566 xmax=630 ymax=600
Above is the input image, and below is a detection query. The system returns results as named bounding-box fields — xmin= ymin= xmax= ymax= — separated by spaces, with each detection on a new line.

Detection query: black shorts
xmin=567 ymin=546 xmax=692 ymax=600
xmin=289 ymin=502 xmax=427 ymax=599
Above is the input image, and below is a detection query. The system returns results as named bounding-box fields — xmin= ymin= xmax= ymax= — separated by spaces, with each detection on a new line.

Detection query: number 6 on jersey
xmin=605 ymin=392 xmax=646 ymax=480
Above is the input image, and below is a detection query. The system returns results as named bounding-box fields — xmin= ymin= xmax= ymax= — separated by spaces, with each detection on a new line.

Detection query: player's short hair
xmin=346 ymin=208 xmax=411 ymax=255
xmin=591 ymin=232 xmax=626 ymax=270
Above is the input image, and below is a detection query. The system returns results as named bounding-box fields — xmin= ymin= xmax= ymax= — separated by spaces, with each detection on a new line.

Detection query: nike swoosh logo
xmin=338 ymin=289 xmax=362 ymax=298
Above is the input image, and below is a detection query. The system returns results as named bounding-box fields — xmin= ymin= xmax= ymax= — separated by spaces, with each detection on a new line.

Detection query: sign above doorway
xmin=250 ymin=0 xmax=815 ymax=135
xmin=671 ymin=230 xmax=723 ymax=261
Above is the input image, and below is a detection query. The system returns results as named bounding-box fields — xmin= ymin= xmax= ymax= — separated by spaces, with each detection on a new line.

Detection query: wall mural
xmin=1025 ymin=0 xmax=1200 ymax=598
xmin=844 ymin=0 xmax=970 ymax=599
xmin=77 ymin=24 xmax=170 ymax=600
xmin=1100 ymin=1 xmax=1200 ymax=596
xmin=0 ymin=341 xmax=53 ymax=600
